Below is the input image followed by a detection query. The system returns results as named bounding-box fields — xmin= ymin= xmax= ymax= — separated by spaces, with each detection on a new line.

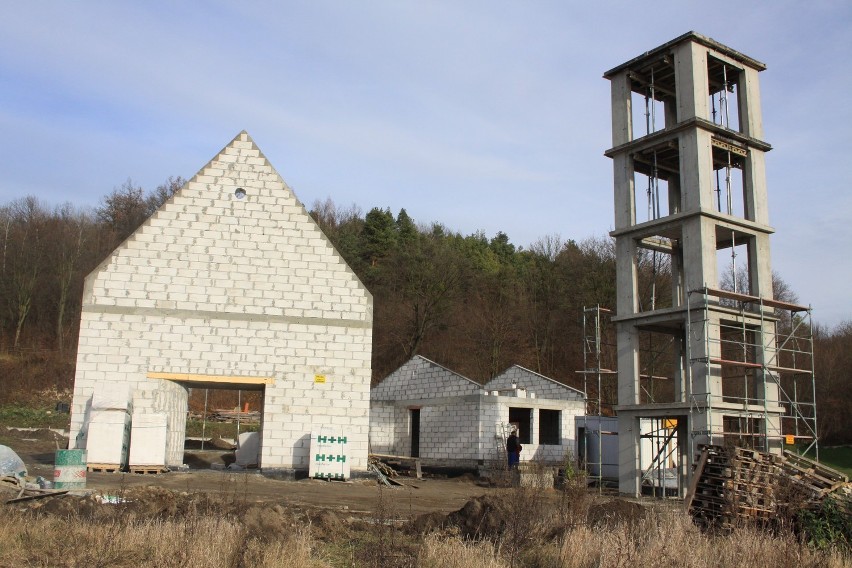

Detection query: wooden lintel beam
xmin=147 ymin=372 xmax=275 ymax=385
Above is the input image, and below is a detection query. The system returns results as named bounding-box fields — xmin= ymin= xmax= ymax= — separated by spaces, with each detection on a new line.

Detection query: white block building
xmin=69 ymin=131 xmax=373 ymax=476
xmin=370 ymin=356 xmax=586 ymax=467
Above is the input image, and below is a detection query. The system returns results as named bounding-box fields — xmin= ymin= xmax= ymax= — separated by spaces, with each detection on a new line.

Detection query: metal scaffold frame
xmin=685 ymin=286 xmax=817 ymax=459
xmin=577 ymin=306 xmax=618 ymax=489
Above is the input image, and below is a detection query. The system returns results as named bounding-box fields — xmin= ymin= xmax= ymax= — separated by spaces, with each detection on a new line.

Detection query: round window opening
xmin=235 ymin=188 xmax=247 ymax=200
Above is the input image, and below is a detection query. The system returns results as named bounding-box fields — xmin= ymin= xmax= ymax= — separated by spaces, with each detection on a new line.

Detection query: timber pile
xmin=368 ymin=457 xmax=398 ymax=479
xmin=686 ymin=445 xmax=852 ymax=527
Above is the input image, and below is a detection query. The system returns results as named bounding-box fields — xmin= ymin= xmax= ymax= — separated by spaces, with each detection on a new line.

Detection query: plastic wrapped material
xmin=129 ymin=412 xmax=168 ymax=467
xmin=0 ymin=444 xmax=27 ymax=480
xmin=87 ymin=410 xmax=132 ymax=466
xmin=235 ymin=432 xmax=260 ymax=467
xmin=91 ymin=383 xmax=132 ymax=411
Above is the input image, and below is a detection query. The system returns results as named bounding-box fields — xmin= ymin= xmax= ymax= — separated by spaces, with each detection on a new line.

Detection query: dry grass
xmin=417 ymin=511 xmax=852 ymax=568
xmin=519 ymin=510 xmax=851 ymax=568
xmin=0 ymin=512 xmax=330 ymax=568
xmin=418 ymin=535 xmax=506 ymax=568
xmin=2 ymin=488 xmax=850 ymax=567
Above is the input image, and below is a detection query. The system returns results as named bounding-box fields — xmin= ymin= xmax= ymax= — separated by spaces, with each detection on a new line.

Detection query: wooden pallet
xmin=87 ymin=463 xmax=122 ymax=473
xmin=129 ymin=466 xmax=168 ymax=475
xmin=688 ymin=444 xmax=852 ymax=528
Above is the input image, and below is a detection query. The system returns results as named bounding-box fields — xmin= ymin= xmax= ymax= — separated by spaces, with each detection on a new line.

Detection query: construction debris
xmin=369 ymin=457 xmax=398 ymax=479
xmin=2 ymin=473 xmax=69 ymax=505
xmin=0 ymin=445 xmax=27 ymax=482
xmin=686 ymin=445 xmax=851 ymax=528
xmin=369 ymin=453 xmax=422 ymax=479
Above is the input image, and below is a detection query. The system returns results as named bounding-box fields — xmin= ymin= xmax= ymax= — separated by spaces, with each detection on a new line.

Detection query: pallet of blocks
xmin=128 ymin=412 xmax=169 ymax=474
xmin=85 ymin=384 xmax=132 ymax=472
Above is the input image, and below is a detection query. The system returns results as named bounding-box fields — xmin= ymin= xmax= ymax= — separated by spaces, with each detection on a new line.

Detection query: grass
xmin=1 ymin=497 xmax=849 ymax=568
xmin=0 ymin=404 xmax=71 ymax=430
xmin=185 ymin=419 xmax=259 ymax=439
xmin=0 ymin=405 xmax=261 ymax=441
xmin=808 ymin=446 xmax=852 ymax=478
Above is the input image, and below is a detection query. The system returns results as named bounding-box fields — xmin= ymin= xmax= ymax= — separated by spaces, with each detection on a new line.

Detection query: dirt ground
xmin=1 ymin=426 xmax=494 ymax=516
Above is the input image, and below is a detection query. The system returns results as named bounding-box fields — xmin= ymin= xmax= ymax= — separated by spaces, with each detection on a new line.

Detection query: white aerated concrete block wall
xmin=485 ymin=365 xmax=585 ymax=401
xmin=369 ymin=402 xmax=396 ymax=453
xmin=371 ymin=357 xmax=587 ymax=466
xmin=70 ymin=132 xmax=372 ymax=473
xmin=371 ymin=356 xmax=482 ymax=401
xmin=417 ymin=399 xmax=481 ymax=460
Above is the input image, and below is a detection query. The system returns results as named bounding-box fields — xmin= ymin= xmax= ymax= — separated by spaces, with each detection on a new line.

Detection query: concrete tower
xmin=604 ymin=33 xmax=809 ymax=497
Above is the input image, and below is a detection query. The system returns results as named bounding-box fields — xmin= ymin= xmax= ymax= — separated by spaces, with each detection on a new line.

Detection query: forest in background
xmin=0 ymin=179 xmax=849 ymax=444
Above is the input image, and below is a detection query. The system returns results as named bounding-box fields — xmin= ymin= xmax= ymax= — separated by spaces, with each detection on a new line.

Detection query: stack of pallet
xmin=686 ymin=446 xmax=852 ymax=527
xmin=687 ymin=444 xmax=851 ymax=527
xmin=778 ymin=450 xmax=852 ymax=516
xmin=686 ymin=445 xmax=734 ymax=526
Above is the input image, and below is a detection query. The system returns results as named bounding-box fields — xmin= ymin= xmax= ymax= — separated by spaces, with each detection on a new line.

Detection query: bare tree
xmin=96 ymin=179 xmax=148 ymax=244
xmin=146 ymin=176 xmax=185 ymax=213
xmin=3 ymin=197 xmax=47 ymax=349
xmin=51 ymin=204 xmax=93 ymax=351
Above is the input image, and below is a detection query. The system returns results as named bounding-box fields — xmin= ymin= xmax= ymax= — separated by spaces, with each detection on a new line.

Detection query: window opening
xmin=708 ymin=57 xmax=741 ymax=132
xmin=539 ymin=409 xmax=561 ymax=445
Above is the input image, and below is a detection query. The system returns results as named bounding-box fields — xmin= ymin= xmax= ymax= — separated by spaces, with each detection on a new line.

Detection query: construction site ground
xmin=1 ymin=426 xmax=497 ymax=516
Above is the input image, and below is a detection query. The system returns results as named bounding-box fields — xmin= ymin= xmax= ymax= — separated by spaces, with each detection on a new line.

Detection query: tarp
xmin=0 ymin=444 xmax=27 ymax=480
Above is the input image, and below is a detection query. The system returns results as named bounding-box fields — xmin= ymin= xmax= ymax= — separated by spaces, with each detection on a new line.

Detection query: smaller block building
xmin=370 ymin=356 xmax=585 ymax=467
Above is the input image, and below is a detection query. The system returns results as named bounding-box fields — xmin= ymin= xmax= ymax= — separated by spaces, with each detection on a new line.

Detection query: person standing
xmin=506 ymin=429 xmax=522 ymax=468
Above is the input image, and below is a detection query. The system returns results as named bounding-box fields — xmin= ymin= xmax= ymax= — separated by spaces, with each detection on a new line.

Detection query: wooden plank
xmin=685 ymin=447 xmax=710 ymax=511
xmin=6 ymin=490 xmax=69 ymax=504
xmin=147 ymin=372 xmax=275 ymax=386
xmin=129 ymin=467 xmax=169 ymax=475
xmin=370 ymin=453 xmax=422 ymax=480
xmin=87 ymin=463 xmax=122 ymax=473
xmin=703 ymin=287 xmax=810 ymax=312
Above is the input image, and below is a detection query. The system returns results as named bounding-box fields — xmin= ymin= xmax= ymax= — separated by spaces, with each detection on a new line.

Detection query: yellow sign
xmin=785 ymin=435 xmax=795 ymax=445
xmin=663 ymin=419 xmax=678 ymax=429
xmin=314 ymin=374 xmax=327 ymax=384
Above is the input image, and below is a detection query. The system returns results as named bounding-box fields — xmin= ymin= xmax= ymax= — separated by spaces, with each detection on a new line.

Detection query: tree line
xmin=0 ymin=183 xmax=849 ymax=444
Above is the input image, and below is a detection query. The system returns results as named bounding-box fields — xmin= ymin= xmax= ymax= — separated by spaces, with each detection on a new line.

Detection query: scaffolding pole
xmin=685 ymin=287 xmax=818 ymax=460
xmin=579 ymin=306 xmax=617 ymax=491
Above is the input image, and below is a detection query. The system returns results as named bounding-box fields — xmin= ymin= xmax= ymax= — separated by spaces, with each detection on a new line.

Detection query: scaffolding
xmin=577 ymin=306 xmax=618 ymax=489
xmin=640 ymin=417 xmax=680 ymax=497
xmin=685 ymin=286 xmax=817 ymax=460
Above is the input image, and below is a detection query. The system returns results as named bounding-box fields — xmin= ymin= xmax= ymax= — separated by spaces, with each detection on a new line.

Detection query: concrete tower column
xmin=674 ymin=41 xmax=710 ymax=122
xmin=610 ymin=71 xmax=633 ymax=146
xmin=738 ymin=66 xmax=764 ymax=139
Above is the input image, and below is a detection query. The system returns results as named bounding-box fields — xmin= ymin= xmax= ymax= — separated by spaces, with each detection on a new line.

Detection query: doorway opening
xmin=410 ymin=408 xmax=421 ymax=458
xmin=185 ymin=386 xmax=264 ymax=470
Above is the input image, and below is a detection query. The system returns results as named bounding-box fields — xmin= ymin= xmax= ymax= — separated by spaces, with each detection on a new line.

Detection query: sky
xmin=1 ymin=1 xmax=850 ymax=327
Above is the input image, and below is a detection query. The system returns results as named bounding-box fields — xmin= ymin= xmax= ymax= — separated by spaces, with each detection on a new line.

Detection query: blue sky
xmin=1 ymin=1 xmax=850 ymax=327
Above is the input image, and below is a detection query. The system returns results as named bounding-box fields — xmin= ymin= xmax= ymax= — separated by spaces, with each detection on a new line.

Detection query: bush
xmin=799 ymin=498 xmax=852 ymax=552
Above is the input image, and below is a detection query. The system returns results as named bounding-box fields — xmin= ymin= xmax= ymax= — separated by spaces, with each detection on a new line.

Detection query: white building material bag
xmin=0 ymin=444 xmax=27 ymax=480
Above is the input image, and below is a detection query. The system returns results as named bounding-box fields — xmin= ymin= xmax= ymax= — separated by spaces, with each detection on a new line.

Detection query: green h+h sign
xmin=313 ymin=472 xmax=345 ymax=480
xmin=314 ymin=454 xmax=346 ymax=463
xmin=317 ymin=436 xmax=347 ymax=444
